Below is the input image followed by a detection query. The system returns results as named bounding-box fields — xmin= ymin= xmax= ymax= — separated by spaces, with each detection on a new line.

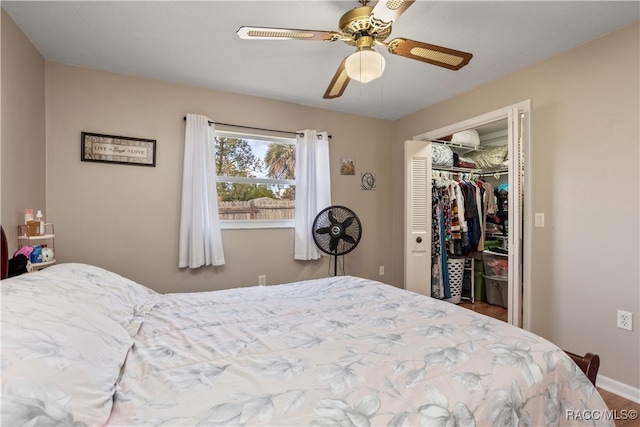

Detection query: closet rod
xmin=479 ymin=169 xmax=509 ymax=177
xmin=432 ymin=166 xmax=480 ymax=173
xmin=182 ymin=117 xmax=331 ymax=139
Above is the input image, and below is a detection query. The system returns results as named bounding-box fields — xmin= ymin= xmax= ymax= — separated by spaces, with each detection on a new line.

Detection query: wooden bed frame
xmin=1 ymin=225 xmax=7 ymax=280
xmin=565 ymin=351 xmax=600 ymax=386
xmin=0 ymin=224 xmax=600 ymax=385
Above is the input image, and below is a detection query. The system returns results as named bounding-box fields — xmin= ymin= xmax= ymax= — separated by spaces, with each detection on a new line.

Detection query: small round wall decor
xmin=361 ymin=172 xmax=376 ymax=190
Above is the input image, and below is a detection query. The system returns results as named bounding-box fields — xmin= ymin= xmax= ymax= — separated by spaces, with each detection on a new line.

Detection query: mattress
xmin=1 ymin=263 xmax=613 ymax=426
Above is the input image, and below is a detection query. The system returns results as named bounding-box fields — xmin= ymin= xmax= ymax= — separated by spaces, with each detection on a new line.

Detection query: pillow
xmin=1 ymin=267 xmax=141 ymax=426
xmin=8 ymin=263 xmax=158 ymax=335
xmin=451 ymin=129 xmax=480 ymax=147
xmin=432 ymin=144 xmax=454 ymax=167
xmin=468 ymin=145 xmax=508 ymax=169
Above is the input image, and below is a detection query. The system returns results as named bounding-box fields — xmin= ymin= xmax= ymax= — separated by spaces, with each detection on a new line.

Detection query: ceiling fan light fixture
xmin=345 ymin=48 xmax=386 ymax=83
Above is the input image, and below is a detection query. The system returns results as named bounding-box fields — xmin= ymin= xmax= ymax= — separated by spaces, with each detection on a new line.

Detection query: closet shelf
xmin=429 ymin=139 xmax=482 ymax=154
xmin=433 ymin=166 xmax=509 ymax=176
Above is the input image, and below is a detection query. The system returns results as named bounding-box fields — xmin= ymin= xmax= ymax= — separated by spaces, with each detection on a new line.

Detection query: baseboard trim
xmin=597 ymin=375 xmax=640 ymax=404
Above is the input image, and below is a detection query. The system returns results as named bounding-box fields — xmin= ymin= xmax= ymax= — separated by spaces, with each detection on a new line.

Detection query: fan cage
xmin=312 ymin=206 xmax=362 ymax=257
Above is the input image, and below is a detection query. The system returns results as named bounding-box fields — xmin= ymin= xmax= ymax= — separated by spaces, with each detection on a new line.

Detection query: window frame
xmin=212 ymin=129 xmax=296 ymax=230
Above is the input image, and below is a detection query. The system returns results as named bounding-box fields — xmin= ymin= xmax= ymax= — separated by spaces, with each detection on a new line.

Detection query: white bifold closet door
xmin=403 ymin=139 xmax=432 ymax=296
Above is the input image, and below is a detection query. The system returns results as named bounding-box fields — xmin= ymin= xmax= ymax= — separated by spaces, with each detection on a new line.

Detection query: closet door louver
xmin=411 ymin=159 xmax=427 ymax=231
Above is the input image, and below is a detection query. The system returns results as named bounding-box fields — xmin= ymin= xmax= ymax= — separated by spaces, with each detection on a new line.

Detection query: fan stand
xmin=331 ymin=253 xmax=339 ymax=276
xmin=328 ymin=223 xmax=342 ymax=276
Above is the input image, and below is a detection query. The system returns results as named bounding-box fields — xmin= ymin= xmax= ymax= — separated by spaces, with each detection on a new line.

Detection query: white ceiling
xmin=3 ymin=1 xmax=639 ymax=121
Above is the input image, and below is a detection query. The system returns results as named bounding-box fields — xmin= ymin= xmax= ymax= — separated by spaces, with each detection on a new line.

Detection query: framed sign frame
xmin=81 ymin=132 xmax=156 ymax=167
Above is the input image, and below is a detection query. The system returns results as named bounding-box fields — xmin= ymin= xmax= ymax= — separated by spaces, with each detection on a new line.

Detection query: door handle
xmin=416 ymin=237 xmax=422 ymax=243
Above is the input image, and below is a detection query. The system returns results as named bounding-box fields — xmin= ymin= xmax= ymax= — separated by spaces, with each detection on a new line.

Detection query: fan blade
xmin=369 ymin=0 xmax=415 ymax=29
xmin=237 ymin=26 xmax=340 ymax=41
xmin=329 ymin=237 xmax=339 ymax=253
xmin=341 ymin=217 xmax=355 ymax=228
xmin=342 ymin=234 xmax=356 ymax=245
xmin=328 ymin=210 xmax=338 ymax=224
xmin=387 ymin=38 xmax=472 ymax=70
xmin=323 ymin=58 xmax=351 ymax=99
xmin=316 ymin=227 xmax=331 ymax=234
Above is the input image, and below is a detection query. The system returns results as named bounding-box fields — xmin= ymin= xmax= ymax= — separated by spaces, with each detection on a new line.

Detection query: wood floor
xmin=457 ymin=300 xmax=640 ymax=427
xmin=459 ymin=300 xmax=508 ymax=322
xmin=597 ymin=388 xmax=640 ymax=427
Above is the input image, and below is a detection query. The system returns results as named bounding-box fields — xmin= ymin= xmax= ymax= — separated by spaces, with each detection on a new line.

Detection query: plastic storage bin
xmin=484 ymin=275 xmax=508 ymax=308
xmin=482 ymin=249 xmax=508 ymax=278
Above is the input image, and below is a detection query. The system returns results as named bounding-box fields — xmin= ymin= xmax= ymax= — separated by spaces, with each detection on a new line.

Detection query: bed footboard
xmin=565 ymin=351 xmax=600 ymax=386
xmin=1 ymin=225 xmax=7 ymax=280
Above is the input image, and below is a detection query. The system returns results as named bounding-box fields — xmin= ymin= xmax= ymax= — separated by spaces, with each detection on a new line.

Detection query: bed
xmin=1 ymin=262 xmax=612 ymax=426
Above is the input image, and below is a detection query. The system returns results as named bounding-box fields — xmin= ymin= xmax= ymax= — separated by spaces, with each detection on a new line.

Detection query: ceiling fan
xmin=237 ymin=0 xmax=473 ymax=99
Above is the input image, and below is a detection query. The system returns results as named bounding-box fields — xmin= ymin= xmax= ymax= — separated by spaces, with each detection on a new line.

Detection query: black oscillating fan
xmin=312 ymin=205 xmax=362 ymax=276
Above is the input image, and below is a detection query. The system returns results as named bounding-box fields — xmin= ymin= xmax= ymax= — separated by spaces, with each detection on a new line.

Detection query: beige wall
xmin=1 ymin=9 xmax=45 ymax=252
xmin=392 ymin=22 xmax=640 ymax=388
xmin=43 ymin=62 xmax=393 ymax=293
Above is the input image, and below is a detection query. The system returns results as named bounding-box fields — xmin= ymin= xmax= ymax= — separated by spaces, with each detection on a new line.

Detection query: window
xmin=213 ymin=130 xmax=296 ymax=229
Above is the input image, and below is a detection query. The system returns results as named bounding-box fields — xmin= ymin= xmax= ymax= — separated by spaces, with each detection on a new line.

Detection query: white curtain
xmin=294 ymin=130 xmax=331 ymax=260
xmin=178 ymin=114 xmax=225 ymax=268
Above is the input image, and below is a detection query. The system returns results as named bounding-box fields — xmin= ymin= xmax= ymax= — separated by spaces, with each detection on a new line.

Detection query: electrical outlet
xmin=379 ymin=266 xmax=384 ymax=276
xmin=258 ymin=275 xmax=266 ymax=286
xmin=617 ymin=310 xmax=633 ymax=331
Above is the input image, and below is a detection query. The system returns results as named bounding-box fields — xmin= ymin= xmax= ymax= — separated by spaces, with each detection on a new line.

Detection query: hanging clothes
xmin=494 ymin=187 xmax=508 ymax=236
xmin=431 ymin=185 xmax=444 ymax=298
xmin=474 ymin=181 xmax=486 ymax=252
xmin=460 ymin=182 xmax=481 ymax=250
xmin=431 ymin=171 xmax=496 ymax=299
xmin=441 ymin=184 xmax=452 ymax=254
xmin=449 ymin=186 xmax=462 ymax=254
xmin=483 ymin=181 xmax=496 ymax=216
xmin=439 ymin=203 xmax=451 ymax=299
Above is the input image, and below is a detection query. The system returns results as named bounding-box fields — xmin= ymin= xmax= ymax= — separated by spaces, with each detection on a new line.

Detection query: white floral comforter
xmin=2 ymin=264 xmax=613 ymax=426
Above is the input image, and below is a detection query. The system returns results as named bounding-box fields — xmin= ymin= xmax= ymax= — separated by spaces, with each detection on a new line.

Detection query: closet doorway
xmin=404 ymin=100 xmax=531 ymax=328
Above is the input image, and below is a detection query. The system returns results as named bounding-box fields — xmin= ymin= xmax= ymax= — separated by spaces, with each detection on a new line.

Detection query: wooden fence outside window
xmin=218 ymin=198 xmax=294 ymax=220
